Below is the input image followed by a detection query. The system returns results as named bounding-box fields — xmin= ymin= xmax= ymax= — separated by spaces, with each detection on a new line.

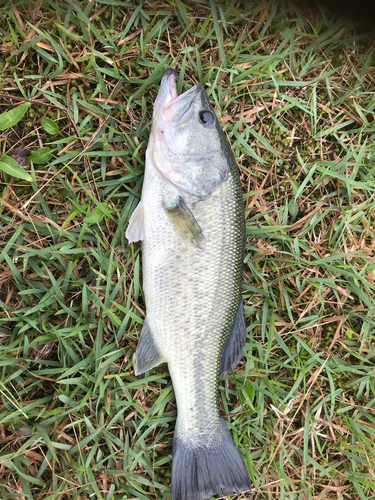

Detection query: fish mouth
xmin=153 ymin=68 xmax=178 ymax=116
xmin=163 ymin=68 xmax=178 ymax=105
xmin=155 ymin=68 xmax=203 ymax=122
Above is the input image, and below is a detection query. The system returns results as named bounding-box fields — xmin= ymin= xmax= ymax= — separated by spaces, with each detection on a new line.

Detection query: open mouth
xmin=165 ymin=83 xmax=201 ymax=107
xmin=163 ymin=69 xmax=178 ymax=105
xmin=161 ymin=70 xmax=203 ymax=122
xmin=154 ymin=68 xmax=204 ymax=123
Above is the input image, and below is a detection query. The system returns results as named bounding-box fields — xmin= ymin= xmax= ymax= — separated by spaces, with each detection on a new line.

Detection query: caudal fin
xmin=171 ymin=418 xmax=251 ymax=500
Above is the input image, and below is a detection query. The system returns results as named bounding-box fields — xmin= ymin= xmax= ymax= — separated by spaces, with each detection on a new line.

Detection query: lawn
xmin=0 ymin=1 xmax=375 ymax=499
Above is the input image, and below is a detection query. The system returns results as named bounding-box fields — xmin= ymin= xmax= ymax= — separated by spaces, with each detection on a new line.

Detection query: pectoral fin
xmin=135 ymin=318 xmax=167 ymax=375
xmin=219 ymin=299 xmax=247 ymax=377
xmin=126 ymin=202 xmax=145 ymax=243
xmin=163 ymin=196 xmax=205 ymax=249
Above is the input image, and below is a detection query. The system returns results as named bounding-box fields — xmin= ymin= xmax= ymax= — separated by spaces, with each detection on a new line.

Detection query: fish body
xmin=126 ymin=69 xmax=251 ymax=500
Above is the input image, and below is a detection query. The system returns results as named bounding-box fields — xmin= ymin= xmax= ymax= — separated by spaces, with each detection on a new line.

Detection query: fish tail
xmin=171 ymin=418 xmax=251 ymax=500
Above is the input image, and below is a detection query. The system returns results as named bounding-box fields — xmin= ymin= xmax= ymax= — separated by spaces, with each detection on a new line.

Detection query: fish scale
xmin=126 ymin=68 xmax=251 ymax=500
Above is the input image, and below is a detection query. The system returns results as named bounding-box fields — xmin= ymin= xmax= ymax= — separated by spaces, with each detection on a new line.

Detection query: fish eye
xmin=199 ymin=110 xmax=214 ymax=126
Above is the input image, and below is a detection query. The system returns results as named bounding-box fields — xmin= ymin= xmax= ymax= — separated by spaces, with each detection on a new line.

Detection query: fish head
xmin=150 ymin=68 xmax=231 ymax=201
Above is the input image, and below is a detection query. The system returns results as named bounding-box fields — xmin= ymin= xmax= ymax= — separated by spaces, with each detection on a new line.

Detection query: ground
xmin=0 ymin=1 xmax=375 ymax=499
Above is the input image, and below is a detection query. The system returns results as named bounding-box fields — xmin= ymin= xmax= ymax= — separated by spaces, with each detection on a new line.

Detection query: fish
xmin=126 ymin=68 xmax=251 ymax=500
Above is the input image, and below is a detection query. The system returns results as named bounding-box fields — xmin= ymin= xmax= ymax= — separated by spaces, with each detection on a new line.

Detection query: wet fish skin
xmin=126 ymin=68 xmax=251 ymax=500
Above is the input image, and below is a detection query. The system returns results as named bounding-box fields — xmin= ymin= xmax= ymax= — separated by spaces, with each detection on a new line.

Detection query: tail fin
xmin=171 ymin=418 xmax=251 ymax=500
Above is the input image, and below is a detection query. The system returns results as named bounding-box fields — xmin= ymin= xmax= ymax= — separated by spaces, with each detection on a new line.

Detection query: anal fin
xmin=126 ymin=201 xmax=145 ymax=243
xmin=219 ymin=299 xmax=247 ymax=377
xmin=135 ymin=317 xmax=166 ymax=375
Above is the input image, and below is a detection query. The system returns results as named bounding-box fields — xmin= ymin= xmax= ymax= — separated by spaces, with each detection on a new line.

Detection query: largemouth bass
xmin=126 ymin=68 xmax=251 ymax=500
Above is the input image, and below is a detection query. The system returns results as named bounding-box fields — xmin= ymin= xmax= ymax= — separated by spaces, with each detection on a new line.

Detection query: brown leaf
xmin=10 ymin=0 xmax=25 ymax=32
xmin=0 ymin=44 xmax=16 ymax=53
xmin=336 ymin=286 xmax=354 ymax=299
xmin=234 ymin=104 xmax=268 ymax=123
xmin=218 ymin=115 xmax=233 ymax=124
xmin=36 ymin=41 xmax=54 ymax=52
xmin=24 ymin=450 xmax=44 ymax=463
xmin=219 ymin=104 xmax=270 ymax=124
xmin=106 ymin=387 xmax=112 ymax=409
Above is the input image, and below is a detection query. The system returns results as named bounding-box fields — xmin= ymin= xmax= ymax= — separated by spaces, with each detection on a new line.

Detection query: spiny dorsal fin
xmin=163 ymin=195 xmax=205 ymax=249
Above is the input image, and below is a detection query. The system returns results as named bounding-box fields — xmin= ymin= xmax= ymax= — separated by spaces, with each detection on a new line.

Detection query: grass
xmin=0 ymin=0 xmax=375 ymax=499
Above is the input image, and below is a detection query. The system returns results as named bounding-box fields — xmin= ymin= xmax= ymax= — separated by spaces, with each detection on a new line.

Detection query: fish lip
xmin=163 ymin=68 xmax=178 ymax=79
xmin=154 ymin=68 xmax=178 ymax=115
xmin=164 ymin=82 xmax=203 ymax=108
xmin=164 ymin=70 xmax=178 ymax=105
xmin=163 ymin=83 xmax=203 ymax=122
